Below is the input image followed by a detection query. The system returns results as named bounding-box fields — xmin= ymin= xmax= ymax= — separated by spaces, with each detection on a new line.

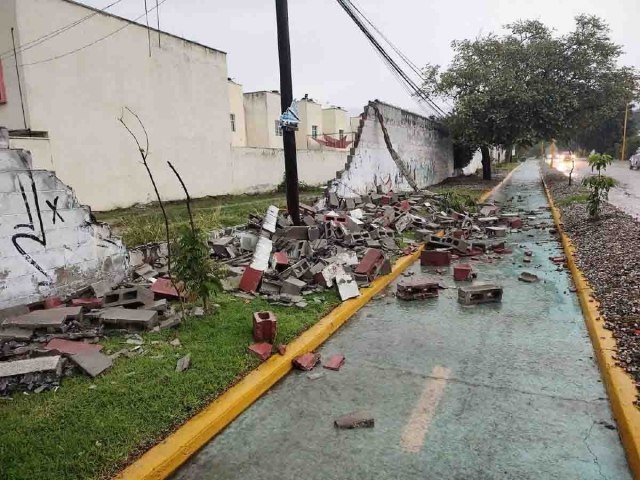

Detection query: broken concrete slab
xmin=71 ymin=351 xmax=112 ymax=378
xmin=0 ymin=327 xmax=33 ymax=341
xmin=100 ymin=308 xmax=159 ymax=331
xmin=44 ymin=339 xmax=103 ymax=355
xmin=0 ymin=355 xmax=63 ymax=378
xmin=335 ymin=272 xmax=360 ymax=301
xmin=334 ymin=411 xmax=375 ymax=429
xmin=2 ymin=307 xmax=82 ymax=331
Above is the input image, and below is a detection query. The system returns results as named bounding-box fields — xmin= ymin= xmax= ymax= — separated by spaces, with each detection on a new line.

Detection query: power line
xmin=0 ymin=0 xmax=127 ymax=60
xmin=336 ymin=0 xmax=446 ymax=118
xmin=16 ymin=0 xmax=169 ymax=67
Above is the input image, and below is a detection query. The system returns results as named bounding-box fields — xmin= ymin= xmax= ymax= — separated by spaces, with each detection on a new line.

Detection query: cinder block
xmin=102 ymin=287 xmax=153 ymax=308
xmin=354 ymin=248 xmax=385 ymax=282
xmin=2 ymin=307 xmax=82 ymax=331
xmin=239 ymin=266 xmax=263 ymax=293
xmin=281 ymin=277 xmax=306 ymax=296
xmin=458 ymin=284 xmax=503 ymax=305
xmin=397 ymin=278 xmax=439 ymax=300
xmin=453 ymin=264 xmax=473 ymax=281
xmin=253 ymin=311 xmax=277 ymax=342
xmin=100 ymin=308 xmax=159 ymax=331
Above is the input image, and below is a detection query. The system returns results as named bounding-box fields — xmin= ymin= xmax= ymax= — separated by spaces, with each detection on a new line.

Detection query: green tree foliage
xmin=422 ymin=15 xmax=638 ymax=178
xmin=173 ymin=226 xmax=223 ymax=311
xmin=582 ymin=153 xmax=615 ymax=218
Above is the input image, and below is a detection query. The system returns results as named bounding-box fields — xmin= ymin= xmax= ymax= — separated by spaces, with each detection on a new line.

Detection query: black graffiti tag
xmin=12 ymin=173 xmax=52 ymax=281
xmin=45 ymin=196 xmax=64 ymax=225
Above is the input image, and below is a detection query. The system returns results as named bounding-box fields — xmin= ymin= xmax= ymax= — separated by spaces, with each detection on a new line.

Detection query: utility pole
xmin=540 ymin=141 xmax=545 ymax=159
xmin=275 ymin=0 xmax=300 ymax=225
xmin=621 ymin=101 xmax=630 ymax=162
xmin=550 ymin=139 xmax=556 ymax=168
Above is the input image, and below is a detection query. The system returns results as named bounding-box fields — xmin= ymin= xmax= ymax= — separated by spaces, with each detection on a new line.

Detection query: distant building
xmin=242 ymin=90 xmax=284 ymax=149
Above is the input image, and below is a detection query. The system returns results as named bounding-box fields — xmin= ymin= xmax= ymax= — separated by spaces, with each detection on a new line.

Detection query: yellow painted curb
xmin=114 ymin=247 xmax=423 ymax=480
xmin=478 ymin=164 xmax=520 ymax=203
xmin=543 ymin=179 xmax=640 ymax=479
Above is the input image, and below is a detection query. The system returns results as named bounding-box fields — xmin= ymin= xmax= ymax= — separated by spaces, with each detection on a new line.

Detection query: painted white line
xmin=401 ymin=366 xmax=451 ymax=453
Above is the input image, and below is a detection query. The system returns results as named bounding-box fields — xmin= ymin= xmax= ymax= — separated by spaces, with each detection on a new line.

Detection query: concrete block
xmin=239 ymin=233 xmax=259 ymax=251
xmin=210 ymin=236 xmax=235 ymax=257
xmin=71 ymin=351 xmax=112 ymax=377
xmin=0 ymin=355 xmax=63 ymax=379
xmin=100 ymin=308 xmax=158 ymax=330
xmin=380 ymin=258 xmax=392 ymax=275
xmin=281 ymin=277 xmax=306 ymax=296
xmin=458 ymin=284 xmax=503 ymax=305
xmin=354 ymin=248 xmax=385 ymax=282
xmin=2 ymin=306 xmax=82 ymax=331
xmin=259 ymin=279 xmax=282 ymax=295
xmin=70 ymin=298 xmax=103 ymax=309
xmin=253 ymin=311 xmax=277 ymax=342
xmin=91 ymin=280 xmax=112 ymax=298
xmin=0 ymin=327 xmax=33 ymax=341
xmin=397 ymin=278 xmax=439 ymax=300
xmin=151 ymin=278 xmax=186 ymax=299
xmin=0 ymin=304 xmax=29 ymax=321
xmin=145 ymin=299 xmax=169 ymax=312
xmin=380 ymin=237 xmax=399 ymax=251
xmin=283 ymin=226 xmax=310 ymax=240
xmin=453 ymin=264 xmax=473 ymax=281
xmin=103 ymin=287 xmax=154 ymax=308
xmin=486 ymin=226 xmax=507 ymax=238
xmin=262 ymin=206 xmax=279 ymax=234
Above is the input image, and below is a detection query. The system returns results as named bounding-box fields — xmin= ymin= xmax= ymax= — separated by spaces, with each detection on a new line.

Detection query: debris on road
xmin=519 ymin=272 xmax=540 ymax=283
xmin=334 ymin=410 xmax=375 ymax=429
xmin=397 ymin=278 xmax=439 ymax=300
xmin=293 ymin=352 xmax=321 ymax=371
xmin=458 ymin=284 xmax=503 ymax=305
xmin=248 ymin=343 xmax=272 ymax=361
xmin=323 ymin=354 xmax=346 ymax=371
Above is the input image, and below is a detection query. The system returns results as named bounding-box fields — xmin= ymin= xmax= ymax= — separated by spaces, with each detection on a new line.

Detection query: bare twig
xmin=118 ymin=107 xmax=185 ymax=317
xmin=167 ymin=161 xmax=195 ymax=233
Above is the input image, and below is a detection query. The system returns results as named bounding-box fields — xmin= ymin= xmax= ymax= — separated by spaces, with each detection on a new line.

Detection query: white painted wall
xmin=230 ymin=147 xmax=346 ymax=192
xmin=9 ymin=0 xmax=231 ymax=211
xmin=0 ymin=144 xmax=127 ymax=309
xmin=228 ymin=80 xmax=246 ymax=147
xmin=244 ymin=91 xmax=283 ymax=149
xmin=332 ymin=101 xmax=454 ymax=196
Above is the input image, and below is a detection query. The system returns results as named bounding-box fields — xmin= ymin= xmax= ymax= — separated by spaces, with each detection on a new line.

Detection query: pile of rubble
xmin=0 ymin=278 xmax=182 ymax=395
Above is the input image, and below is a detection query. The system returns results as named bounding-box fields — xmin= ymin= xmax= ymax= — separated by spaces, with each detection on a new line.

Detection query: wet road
xmin=551 ymin=157 xmax=640 ymax=219
xmin=173 ymin=160 xmax=630 ymax=480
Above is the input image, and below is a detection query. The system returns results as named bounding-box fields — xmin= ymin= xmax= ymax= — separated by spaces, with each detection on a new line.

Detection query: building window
xmin=339 ymin=129 xmax=344 ymax=137
xmin=275 ymin=120 xmax=283 ymax=136
xmin=230 ymin=114 xmax=236 ymax=132
xmin=312 ymin=125 xmax=318 ymax=138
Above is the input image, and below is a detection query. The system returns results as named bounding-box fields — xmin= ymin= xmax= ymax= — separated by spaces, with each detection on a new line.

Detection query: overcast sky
xmin=81 ymin=0 xmax=639 ymax=118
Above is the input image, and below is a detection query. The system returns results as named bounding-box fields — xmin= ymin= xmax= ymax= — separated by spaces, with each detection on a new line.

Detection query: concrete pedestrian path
xmin=173 ymin=160 xmax=630 ymax=480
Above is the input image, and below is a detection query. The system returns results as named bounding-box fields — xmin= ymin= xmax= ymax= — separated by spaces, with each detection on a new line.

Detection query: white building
xmin=0 ymin=0 xmax=233 ymax=211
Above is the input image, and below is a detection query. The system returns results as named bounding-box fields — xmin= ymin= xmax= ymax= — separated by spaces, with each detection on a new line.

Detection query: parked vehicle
xmin=630 ymin=150 xmax=640 ymax=170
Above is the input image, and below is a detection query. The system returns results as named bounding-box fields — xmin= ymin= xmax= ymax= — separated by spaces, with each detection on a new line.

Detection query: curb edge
xmin=543 ymin=175 xmax=640 ymax=479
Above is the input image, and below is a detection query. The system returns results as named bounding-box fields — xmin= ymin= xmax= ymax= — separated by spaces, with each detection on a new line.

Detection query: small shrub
xmin=437 ymin=191 xmax=478 ymax=213
xmin=173 ymin=226 xmax=224 ymax=311
xmin=581 ymin=153 xmax=615 ymax=218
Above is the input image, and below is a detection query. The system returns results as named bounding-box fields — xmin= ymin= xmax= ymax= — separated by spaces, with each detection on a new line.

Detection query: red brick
xmin=239 ymin=267 xmax=263 ymax=293
xmin=272 ymin=251 xmax=289 ymax=271
xmin=44 ymin=297 xmax=62 ymax=309
xmin=355 ymin=248 xmax=385 ymax=281
xmin=71 ymin=298 xmax=102 ymax=309
xmin=248 ymin=343 xmax=272 ymax=361
xmin=453 ymin=264 xmax=473 ymax=281
xmin=253 ymin=311 xmax=277 ymax=342
xmin=293 ymin=352 xmax=321 ymax=371
xmin=550 ymin=256 xmax=565 ymax=263
xmin=420 ymin=250 xmax=451 ymax=266
xmin=506 ymin=217 xmax=522 ymax=229
xmin=381 ymin=195 xmax=392 ymax=205
xmin=525 ymin=251 xmax=533 ymax=257
xmin=151 ymin=278 xmax=186 ymax=299
xmin=44 ymin=339 xmax=103 ymax=355
xmin=323 ymin=354 xmax=345 ymax=371
xmin=399 ymin=200 xmax=411 ymax=212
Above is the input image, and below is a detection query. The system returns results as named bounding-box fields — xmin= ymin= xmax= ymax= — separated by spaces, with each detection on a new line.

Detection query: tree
xmin=422 ymin=16 xmax=638 ymax=179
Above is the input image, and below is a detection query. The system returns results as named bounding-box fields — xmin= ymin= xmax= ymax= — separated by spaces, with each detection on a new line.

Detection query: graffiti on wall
xmin=11 ymin=171 xmax=64 ymax=283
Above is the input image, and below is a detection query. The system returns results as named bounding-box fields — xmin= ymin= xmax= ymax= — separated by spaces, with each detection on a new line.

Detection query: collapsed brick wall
xmin=329 ymin=100 xmax=454 ymax=196
xmin=0 ymin=132 xmax=127 ymax=309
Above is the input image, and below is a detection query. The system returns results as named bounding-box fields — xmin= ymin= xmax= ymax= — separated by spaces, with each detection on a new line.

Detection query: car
xmin=630 ymin=151 xmax=640 ymax=170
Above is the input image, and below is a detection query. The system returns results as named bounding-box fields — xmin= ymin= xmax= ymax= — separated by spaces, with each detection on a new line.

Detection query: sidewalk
xmin=172 ymin=160 xmax=631 ymax=480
